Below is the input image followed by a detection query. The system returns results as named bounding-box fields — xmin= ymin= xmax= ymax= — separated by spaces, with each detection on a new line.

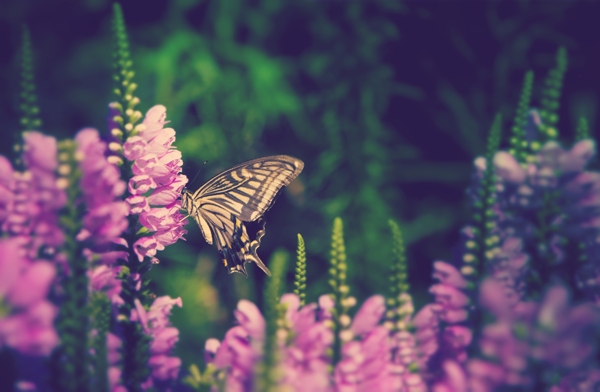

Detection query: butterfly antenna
xmin=189 ymin=160 xmax=209 ymax=187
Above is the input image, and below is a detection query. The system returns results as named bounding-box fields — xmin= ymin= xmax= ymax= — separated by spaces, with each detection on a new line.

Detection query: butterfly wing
xmin=184 ymin=155 xmax=304 ymax=276
xmin=192 ymin=155 xmax=304 ymax=222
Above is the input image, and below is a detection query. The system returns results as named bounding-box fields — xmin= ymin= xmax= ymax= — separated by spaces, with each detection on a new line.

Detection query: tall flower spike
xmin=470 ymin=114 xmax=502 ymax=280
xmin=386 ymin=220 xmax=411 ymax=332
xmin=385 ymin=220 xmax=423 ymax=388
xmin=53 ymin=139 xmax=91 ymax=392
xmin=328 ymin=217 xmax=352 ymax=364
xmin=90 ymin=293 xmax=111 ymax=392
xmin=19 ymin=26 xmax=42 ymax=134
xmin=256 ymin=250 xmax=288 ymax=392
xmin=539 ymin=47 xmax=568 ymax=144
xmin=576 ymin=117 xmax=590 ymax=141
xmin=109 ymin=2 xmax=142 ymax=165
xmin=294 ymin=233 xmax=307 ymax=306
xmin=510 ymin=71 xmax=534 ymax=163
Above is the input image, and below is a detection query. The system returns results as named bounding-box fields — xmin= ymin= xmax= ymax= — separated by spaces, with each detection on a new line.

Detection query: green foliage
xmin=183 ymin=363 xmax=217 ymax=392
xmin=510 ymin=71 xmax=534 ymax=162
xmin=90 ymin=293 xmax=110 ymax=392
xmin=19 ymin=26 xmax=42 ymax=134
xmin=576 ymin=116 xmax=590 ymax=141
xmin=256 ymin=250 xmax=289 ymax=392
xmin=294 ymin=233 xmax=307 ymax=306
xmin=539 ymin=47 xmax=568 ymax=143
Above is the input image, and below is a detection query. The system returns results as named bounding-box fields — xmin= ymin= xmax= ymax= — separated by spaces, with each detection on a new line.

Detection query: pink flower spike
xmin=150 ymin=327 xmax=179 ymax=354
xmin=204 ymin=338 xmax=221 ymax=365
xmin=432 ymin=261 xmax=468 ymax=289
xmin=126 ymin=195 xmax=150 ymax=215
xmin=0 ymin=300 xmax=59 ymax=356
xmin=149 ymin=355 xmax=181 ymax=381
xmin=144 ymin=128 xmax=176 ymax=156
xmin=133 ymin=236 xmax=158 ymax=262
xmin=8 ymin=261 xmax=56 ymax=308
xmin=234 ymin=299 xmax=266 ymax=342
xmin=23 ymin=131 xmax=58 ymax=172
xmin=139 ymin=208 xmax=174 ymax=232
xmin=89 ymin=265 xmax=123 ymax=304
xmin=128 ymin=175 xmax=156 ymax=195
xmin=141 ymin=105 xmax=168 ymax=142
xmin=123 ymin=136 xmax=148 ymax=161
xmin=318 ymin=294 xmax=335 ymax=320
xmin=153 ymin=226 xmax=187 ymax=249
xmin=131 ymin=298 xmax=149 ymax=330
xmin=132 ymin=154 xmax=160 ymax=176
xmin=147 ymin=175 xmax=188 ymax=206
xmin=0 ymin=238 xmax=26 ymax=297
xmin=0 ymin=156 xmax=15 ymax=189
xmin=350 ymin=295 xmax=386 ymax=337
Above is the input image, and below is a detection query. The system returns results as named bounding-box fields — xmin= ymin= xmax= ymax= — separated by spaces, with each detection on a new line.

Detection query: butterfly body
xmin=181 ymin=155 xmax=304 ymax=276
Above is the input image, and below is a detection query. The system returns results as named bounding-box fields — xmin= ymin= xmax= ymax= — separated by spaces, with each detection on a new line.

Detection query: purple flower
xmin=123 ymin=105 xmax=188 ymax=263
xmin=0 ymin=132 xmax=66 ymax=359
xmin=279 ymin=294 xmax=332 ymax=392
xmin=333 ymin=296 xmax=400 ymax=391
xmin=76 ymin=128 xmax=128 ymax=246
xmin=0 ymin=238 xmax=58 ymax=356
xmin=206 ymin=300 xmax=264 ymax=391
xmin=1 ymin=132 xmax=66 ymax=257
xmin=130 ymin=296 xmax=183 ymax=386
xmin=204 ymin=294 xmax=408 ymax=392
xmin=107 ymin=332 xmax=127 ymax=392
xmin=466 ymin=279 xmax=600 ymax=390
xmin=89 ymin=265 xmax=124 ymax=306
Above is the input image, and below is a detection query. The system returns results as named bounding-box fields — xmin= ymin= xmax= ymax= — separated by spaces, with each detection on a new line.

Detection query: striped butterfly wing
xmin=182 ymin=155 xmax=304 ymax=276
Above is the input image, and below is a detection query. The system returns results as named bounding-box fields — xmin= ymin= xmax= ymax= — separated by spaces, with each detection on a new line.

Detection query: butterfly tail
xmin=219 ymin=214 xmax=271 ymax=277
xmin=247 ymin=218 xmax=271 ymax=276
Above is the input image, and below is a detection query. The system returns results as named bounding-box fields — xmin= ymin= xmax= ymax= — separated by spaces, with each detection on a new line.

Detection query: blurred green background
xmin=1 ymin=0 xmax=599 ymax=368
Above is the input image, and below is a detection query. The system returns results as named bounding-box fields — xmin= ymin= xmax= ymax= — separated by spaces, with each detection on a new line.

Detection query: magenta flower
xmin=0 ymin=237 xmax=59 ymax=356
xmin=279 ymin=294 xmax=332 ymax=392
xmin=333 ymin=295 xmax=401 ymax=391
xmin=107 ymin=332 xmax=127 ymax=392
xmin=0 ymin=131 xmax=66 ymax=358
xmin=205 ymin=294 xmax=411 ymax=392
xmin=123 ymin=105 xmax=188 ymax=263
xmin=206 ymin=300 xmax=264 ymax=391
xmin=1 ymin=131 xmax=66 ymax=257
xmin=130 ymin=295 xmax=183 ymax=386
xmin=75 ymin=128 xmax=129 ymax=309
xmin=462 ymin=279 xmax=600 ymax=391
xmin=386 ymin=293 xmax=427 ymax=391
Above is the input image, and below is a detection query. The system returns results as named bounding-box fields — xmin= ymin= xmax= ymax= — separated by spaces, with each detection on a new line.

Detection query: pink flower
xmin=0 ymin=236 xmax=59 ymax=357
xmin=130 ymin=296 xmax=183 ymax=385
xmin=0 ymin=300 xmax=59 ymax=356
xmin=89 ymin=265 xmax=124 ymax=305
xmin=124 ymin=106 xmax=188 ymax=265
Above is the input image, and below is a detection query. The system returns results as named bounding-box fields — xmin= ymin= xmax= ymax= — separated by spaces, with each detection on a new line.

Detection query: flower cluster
xmin=0 ymin=236 xmax=58 ymax=356
xmin=75 ymin=128 xmax=128 ymax=305
xmin=0 ymin=132 xmax=66 ymax=358
xmin=122 ymin=105 xmax=188 ymax=264
xmin=203 ymin=293 xmax=425 ymax=392
xmin=131 ymin=296 xmax=184 ymax=386
xmin=409 ymin=109 xmax=600 ymax=390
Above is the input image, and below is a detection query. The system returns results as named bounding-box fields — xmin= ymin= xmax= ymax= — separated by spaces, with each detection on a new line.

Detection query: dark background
xmin=1 ymin=0 xmax=598 ymax=368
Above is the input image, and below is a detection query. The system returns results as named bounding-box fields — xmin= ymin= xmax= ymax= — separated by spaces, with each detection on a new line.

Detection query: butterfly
xmin=181 ymin=155 xmax=304 ymax=277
